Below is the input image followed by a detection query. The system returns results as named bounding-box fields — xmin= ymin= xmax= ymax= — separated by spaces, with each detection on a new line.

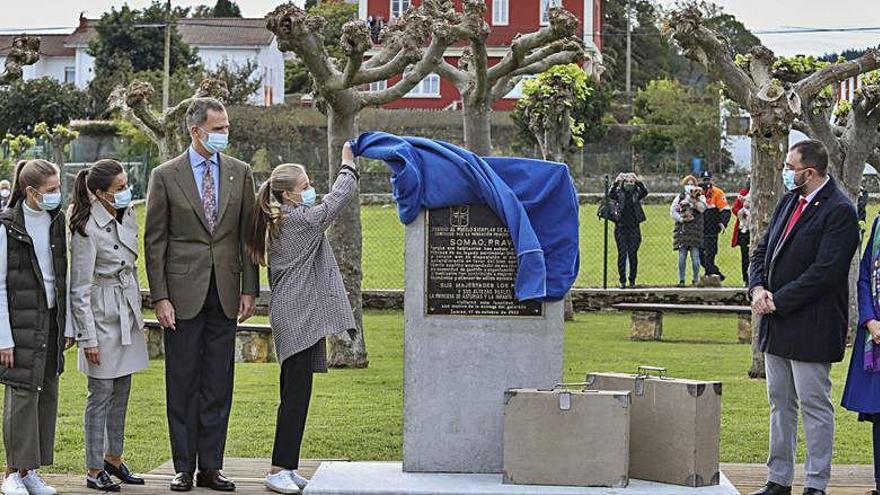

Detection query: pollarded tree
xmin=0 ymin=36 xmax=40 ymax=85
xmin=265 ymin=0 xmax=483 ymax=368
xmin=667 ymin=7 xmax=880 ymax=378
xmin=435 ymin=5 xmax=586 ymax=155
xmin=108 ymin=78 xmax=230 ymax=162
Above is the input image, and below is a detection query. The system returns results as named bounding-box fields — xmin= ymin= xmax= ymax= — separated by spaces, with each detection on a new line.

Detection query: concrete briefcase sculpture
xmin=586 ymin=366 xmax=722 ymax=487
xmin=502 ymin=385 xmax=630 ymax=488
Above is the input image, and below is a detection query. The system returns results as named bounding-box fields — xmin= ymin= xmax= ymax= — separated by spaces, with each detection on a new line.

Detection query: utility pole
xmin=625 ymin=0 xmax=631 ymax=96
xmin=162 ymin=0 xmax=171 ymax=110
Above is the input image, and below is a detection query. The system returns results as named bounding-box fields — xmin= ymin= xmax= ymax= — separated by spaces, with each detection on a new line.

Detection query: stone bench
xmin=612 ymin=303 xmax=752 ymax=343
xmin=143 ymin=319 xmax=276 ymax=363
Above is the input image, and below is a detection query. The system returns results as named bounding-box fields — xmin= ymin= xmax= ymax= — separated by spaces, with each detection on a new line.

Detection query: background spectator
xmin=732 ymin=188 xmax=751 ymax=286
xmin=699 ymin=170 xmax=731 ymax=281
xmin=671 ymin=175 xmax=706 ymax=286
xmin=608 ymin=172 xmax=648 ymax=288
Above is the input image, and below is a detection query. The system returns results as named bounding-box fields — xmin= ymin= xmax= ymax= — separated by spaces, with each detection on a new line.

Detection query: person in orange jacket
xmin=699 ymin=171 xmax=731 ymax=280
xmin=731 ymin=185 xmax=750 ymax=286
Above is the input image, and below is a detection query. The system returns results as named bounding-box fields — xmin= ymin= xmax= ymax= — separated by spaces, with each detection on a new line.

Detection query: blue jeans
xmin=678 ymin=247 xmax=701 ymax=283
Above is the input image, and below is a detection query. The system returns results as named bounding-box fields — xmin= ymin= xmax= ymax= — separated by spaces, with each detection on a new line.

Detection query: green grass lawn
xmin=137 ymin=203 xmax=880 ymax=291
xmin=2 ymin=310 xmax=874 ymax=473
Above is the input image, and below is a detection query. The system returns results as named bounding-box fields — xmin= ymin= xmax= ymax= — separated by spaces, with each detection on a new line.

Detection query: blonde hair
xmin=245 ymin=163 xmax=308 ymax=266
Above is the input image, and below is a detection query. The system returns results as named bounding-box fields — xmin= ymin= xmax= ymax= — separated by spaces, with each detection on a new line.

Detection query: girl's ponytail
xmin=68 ymin=169 xmax=92 ymax=236
xmin=245 ymin=180 xmax=274 ymax=266
xmin=7 ymin=160 xmax=29 ymax=208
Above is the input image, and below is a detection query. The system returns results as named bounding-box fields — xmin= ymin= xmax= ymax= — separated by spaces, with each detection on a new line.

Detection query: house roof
xmin=65 ymin=17 xmax=274 ymax=48
xmin=0 ymin=33 xmax=75 ymax=57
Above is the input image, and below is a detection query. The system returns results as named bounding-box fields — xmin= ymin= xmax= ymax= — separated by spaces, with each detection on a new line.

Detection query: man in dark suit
xmin=748 ymin=140 xmax=860 ymax=495
xmin=145 ymin=98 xmax=259 ymax=492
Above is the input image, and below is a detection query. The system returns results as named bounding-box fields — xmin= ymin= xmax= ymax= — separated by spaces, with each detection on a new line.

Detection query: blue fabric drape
xmin=350 ymin=131 xmax=579 ymax=302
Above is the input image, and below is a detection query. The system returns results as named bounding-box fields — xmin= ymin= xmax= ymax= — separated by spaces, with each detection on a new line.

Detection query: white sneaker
xmin=289 ymin=471 xmax=308 ymax=490
xmin=21 ymin=471 xmax=56 ymax=495
xmin=265 ymin=471 xmax=301 ymax=494
xmin=1 ymin=473 xmax=29 ymax=495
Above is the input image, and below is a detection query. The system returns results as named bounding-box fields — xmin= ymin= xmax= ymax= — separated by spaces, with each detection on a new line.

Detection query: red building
xmin=358 ymin=0 xmax=602 ymax=110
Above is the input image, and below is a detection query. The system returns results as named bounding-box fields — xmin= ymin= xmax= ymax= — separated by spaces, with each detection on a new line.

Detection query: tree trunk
xmin=463 ymin=97 xmax=493 ymax=156
xmin=832 ymin=151 xmax=868 ymax=344
xmin=747 ymin=129 xmax=788 ymax=379
xmin=325 ymin=105 xmax=369 ymax=368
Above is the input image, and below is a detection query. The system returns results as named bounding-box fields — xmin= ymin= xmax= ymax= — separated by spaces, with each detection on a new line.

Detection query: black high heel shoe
xmin=104 ymin=461 xmax=145 ymax=485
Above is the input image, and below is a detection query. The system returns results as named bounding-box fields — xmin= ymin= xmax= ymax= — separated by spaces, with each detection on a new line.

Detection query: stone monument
xmin=403 ymin=204 xmax=564 ymax=473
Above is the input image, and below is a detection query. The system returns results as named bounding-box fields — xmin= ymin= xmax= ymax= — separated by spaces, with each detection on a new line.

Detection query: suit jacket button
xmin=121 ymin=260 xmax=126 ymax=265
xmin=77 ymin=333 xmax=82 ymax=338
xmin=114 ymin=245 xmax=119 ymax=250
xmin=106 ymin=227 xmax=112 ymax=233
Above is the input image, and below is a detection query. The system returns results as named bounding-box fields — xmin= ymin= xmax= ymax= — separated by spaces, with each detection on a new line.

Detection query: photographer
xmin=608 ymin=172 xmax=648 ymax=288
xmin=671 ymin=175 xmax=707 ymax=286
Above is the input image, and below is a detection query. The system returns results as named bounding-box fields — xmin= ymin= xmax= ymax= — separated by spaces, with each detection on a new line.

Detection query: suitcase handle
xmin=637 ymin=366 xmax=667 ymax=379
xmin=553 ymin=382 xmax=588 ymax=391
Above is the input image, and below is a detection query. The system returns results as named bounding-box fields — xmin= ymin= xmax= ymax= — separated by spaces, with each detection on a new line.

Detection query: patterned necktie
xmin=202 ymin=160 xmax=217 ymax=233
xmin=782 ymin=198 xmax=808 ymax=240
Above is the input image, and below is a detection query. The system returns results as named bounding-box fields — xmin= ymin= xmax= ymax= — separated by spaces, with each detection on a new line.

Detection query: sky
xmin=0 ymin=0 xmax=877 ymax=57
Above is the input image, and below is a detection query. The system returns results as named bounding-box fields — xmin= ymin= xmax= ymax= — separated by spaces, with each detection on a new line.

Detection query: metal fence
xmin=357 ymin=176 xmax=753 ymax=290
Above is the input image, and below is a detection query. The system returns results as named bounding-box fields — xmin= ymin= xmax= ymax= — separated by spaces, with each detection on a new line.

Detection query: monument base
xmin=303 ymin=462 xmax=740 ymax=495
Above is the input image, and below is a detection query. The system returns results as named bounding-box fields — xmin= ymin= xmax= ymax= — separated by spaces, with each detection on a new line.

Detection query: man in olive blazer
xmin=145 ymin=98 xmax=258 ymax=492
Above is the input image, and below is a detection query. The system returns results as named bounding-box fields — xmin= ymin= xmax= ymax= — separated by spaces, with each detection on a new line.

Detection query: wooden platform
xmin=27 ymin=459 xmax=880 ymax=494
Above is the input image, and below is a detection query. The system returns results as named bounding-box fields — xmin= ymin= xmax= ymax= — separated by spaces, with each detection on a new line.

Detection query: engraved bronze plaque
xmin=425 ymin=204 xmax=543 ymax=317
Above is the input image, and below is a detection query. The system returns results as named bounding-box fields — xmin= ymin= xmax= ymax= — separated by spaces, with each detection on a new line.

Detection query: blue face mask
xmin=111 ymin=187 xmax=132 ymax=210
xmin=199 ymin=128 xmax=229 ymax=154
xmin=781 ymin=168 xmax=803 ymax=192
xmin=37 ymin=191 xmax=61 ymax=211
xmin=300 ymin=187 xmax=316 ymax=207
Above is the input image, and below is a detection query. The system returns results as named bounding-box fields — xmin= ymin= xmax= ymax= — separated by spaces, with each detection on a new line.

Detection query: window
xmin=725 ymin=116 xmax=751 ymax=136
xmin=492 ymin=0 xmax=509 ymax=25
xmin=540 ymin=0 xmax=563 ymax=25
xmin=63 ymin=66 xmax=75 ymax=84
xmin=368 ymin=80 xmax=387 ymax=92
xmin=406 ymin=73 xmax=441 ymax=98
xmin=390 ymin=0 xmax=411 ymax=18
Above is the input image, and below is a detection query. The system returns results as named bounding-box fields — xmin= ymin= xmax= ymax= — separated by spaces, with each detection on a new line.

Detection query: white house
xmin=0 ymin=34 xmax=77 ymax=85
xmin=1 ymin=16 xmax=286 ymax=106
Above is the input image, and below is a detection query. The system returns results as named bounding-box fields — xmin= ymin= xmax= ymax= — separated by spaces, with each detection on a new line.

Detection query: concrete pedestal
xmin=303 ymin=462 xmax=740 ymax=495
xmin=403 ymin=211 xmax=564 ymax=474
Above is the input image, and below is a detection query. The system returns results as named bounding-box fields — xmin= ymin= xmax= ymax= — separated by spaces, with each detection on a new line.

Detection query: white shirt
xmin=800 ymin=176 xmax=830 ymax=210
xmin=0 ymin=203 xmax=57 ymax=349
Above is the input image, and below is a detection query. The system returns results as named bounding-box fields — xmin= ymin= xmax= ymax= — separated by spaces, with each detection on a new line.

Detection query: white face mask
xmin=0 ymin=189 xmax=9 ymax=198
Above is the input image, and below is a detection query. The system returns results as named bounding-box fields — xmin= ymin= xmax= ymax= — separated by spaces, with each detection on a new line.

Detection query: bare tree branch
xmin=490 ymin=74 xmax=525 ymax=102
xmin=435 ymin=60 xmax=468 ymax=88
xmin=358 ymin=37 xmax=446 ymax=107
xmin=510 ymin=49 xmax=584 ymax=78
xmin=487 ymin=7 xmax=579 ymax=82
xmin=266 ymin=4 xmax=342 ymax=89
xmin=0 ymin=36 xmax=40 ymax=85
xmin=668 ymin=7 xmax=757 ymax=107
xmin=795 ymin=48 xmax=880 ymax=99
xmin=340 ymin=20 xmax=372 ymax=86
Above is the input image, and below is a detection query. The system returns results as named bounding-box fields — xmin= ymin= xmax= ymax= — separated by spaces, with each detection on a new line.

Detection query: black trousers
xmin=164 ymin=275 xmax=237 ymax=473
xmin=614 ymin=225 xmax=642 ymax=285
xmin=738 ymin=231 xmax=751 ymax=285
xmin=700 ymin=232 xmax=722 ymax=276
xmin=271 ymin=344 xmax=316 ymax=470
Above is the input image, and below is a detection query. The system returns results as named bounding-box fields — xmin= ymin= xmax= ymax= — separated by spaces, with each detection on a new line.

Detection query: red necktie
xmin=782 ymin=198 xmax=808 ymax=239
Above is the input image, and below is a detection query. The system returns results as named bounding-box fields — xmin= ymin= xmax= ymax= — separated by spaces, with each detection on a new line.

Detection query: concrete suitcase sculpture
xmin=586 ymin=366 xmax=722 ymax=487
xmin=502 ymin=385 xmax=630 ymax=488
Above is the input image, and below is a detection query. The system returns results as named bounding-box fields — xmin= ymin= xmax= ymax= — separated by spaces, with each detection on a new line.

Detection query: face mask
xmin=37 ymin=191 xmax=61 ymax=211
xmin=109 ymin=187 xmax=132 ymax=210
xmin=782 ymin=168 xmax=806 ymax=192
xmin=300 ymin=187 xmax=316 ymax=207
xmin=684 ymin=185 xmax=694 ymax=194
xmin=199 ymin=128 xmax=229 ymax=154
xmin=0 ymin=189 xmax=9 ymax=198
xmin=623 ymin=183 xmax=635 ymax=191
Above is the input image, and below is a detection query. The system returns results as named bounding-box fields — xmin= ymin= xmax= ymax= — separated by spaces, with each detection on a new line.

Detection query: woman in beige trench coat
xmin=65 ymin=160 xmax=148 ymax=491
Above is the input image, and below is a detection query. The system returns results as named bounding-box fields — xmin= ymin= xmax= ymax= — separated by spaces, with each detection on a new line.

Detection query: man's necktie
xmin=782 ymin=197 xmax=808 ymax=240
xmin=202 ymin=161 xmax=217 ymax=234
